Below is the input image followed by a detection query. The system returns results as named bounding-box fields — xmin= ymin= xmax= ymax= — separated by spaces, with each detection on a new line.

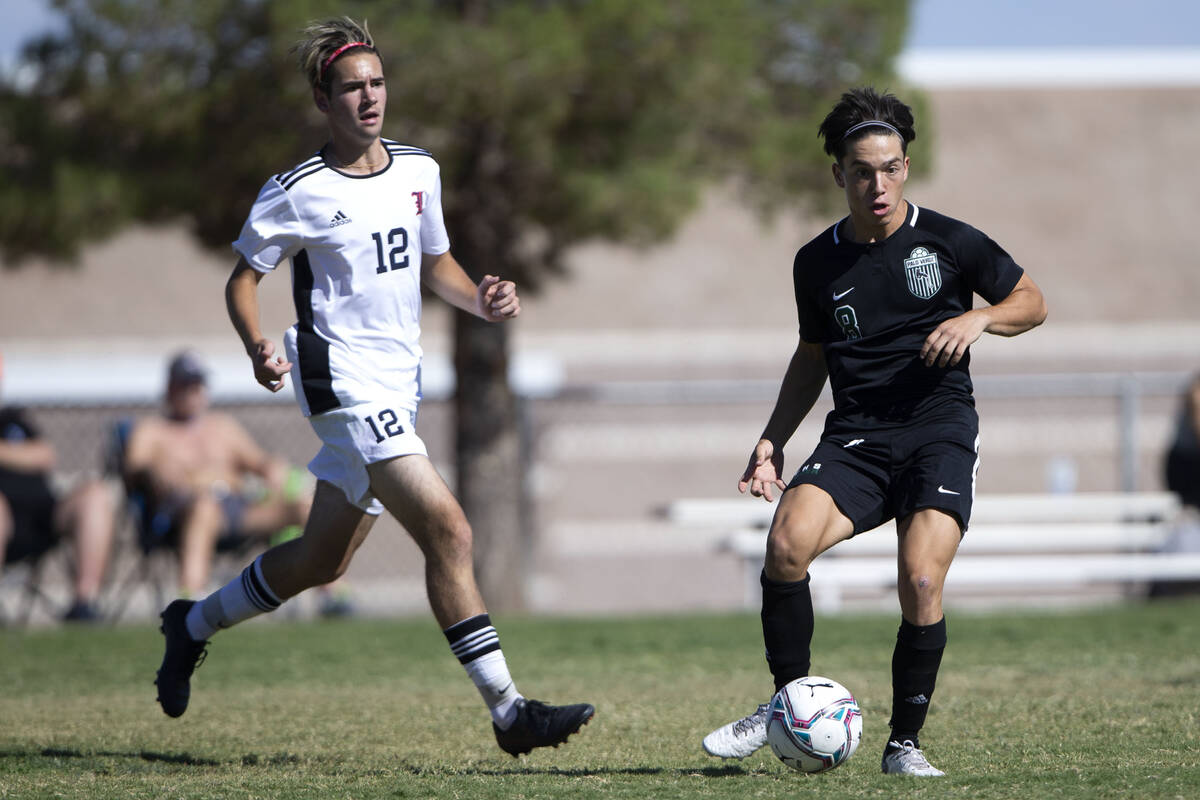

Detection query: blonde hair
xmin=293 ymin=17 xmax=380 ymax=93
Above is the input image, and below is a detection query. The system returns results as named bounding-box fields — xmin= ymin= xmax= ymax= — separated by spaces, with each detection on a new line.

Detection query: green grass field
xmin=2 ymin=598 xmax=1198 ymax=799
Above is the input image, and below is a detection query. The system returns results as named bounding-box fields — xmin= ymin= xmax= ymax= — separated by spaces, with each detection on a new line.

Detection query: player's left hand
xmin=476 ymin=275 xmax=520 ymax=322
xmin=920 ymin=310 xmax=988 ymax=367
xmin=251 ymin=339 xmax=292 ymax=392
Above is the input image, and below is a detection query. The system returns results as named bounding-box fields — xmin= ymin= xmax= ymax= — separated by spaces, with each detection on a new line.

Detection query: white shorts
xmin=307 ymin=397 xmax=428 ymax=514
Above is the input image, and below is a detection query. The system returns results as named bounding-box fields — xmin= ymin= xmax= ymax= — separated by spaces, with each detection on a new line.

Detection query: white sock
xmin=466 ymin=650 xmax=523 ymax=729
xmin=185 ymin=555 xmax=282 ymax=641
xmin=443 ymin=614 xmax=523 ymax=728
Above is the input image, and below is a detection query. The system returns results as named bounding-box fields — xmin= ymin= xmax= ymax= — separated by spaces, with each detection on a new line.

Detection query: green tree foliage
xmin=0 ymin=0 xmax=917 ymax=607
xmin=1 ymin=0 xmax=918 ymax=268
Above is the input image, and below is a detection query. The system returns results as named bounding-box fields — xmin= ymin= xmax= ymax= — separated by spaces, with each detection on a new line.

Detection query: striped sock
xmin=443 ymin=613 xmax=522 ymax=728
xmin=185 ymin=555 xmax=283 ymax=641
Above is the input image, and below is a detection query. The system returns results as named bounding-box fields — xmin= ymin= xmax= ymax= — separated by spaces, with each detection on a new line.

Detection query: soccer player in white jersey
xmin=153 ymin=17 xmax=593 ymax=758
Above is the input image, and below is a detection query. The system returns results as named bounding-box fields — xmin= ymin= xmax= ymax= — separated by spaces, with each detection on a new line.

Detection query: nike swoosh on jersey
xmin=832 ymin=287 xmax=855 ymax=301
xmin=937 ymin=485 xmax=961 ymax=495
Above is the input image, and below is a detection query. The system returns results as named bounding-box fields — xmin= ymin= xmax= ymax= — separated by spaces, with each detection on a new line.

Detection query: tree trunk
xmin=453 ymin=308 xmax=527 ymax=611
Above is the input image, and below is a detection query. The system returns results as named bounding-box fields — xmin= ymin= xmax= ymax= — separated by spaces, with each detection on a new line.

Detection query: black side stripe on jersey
xmin=292 ymin=250 xmax=340 ymax=415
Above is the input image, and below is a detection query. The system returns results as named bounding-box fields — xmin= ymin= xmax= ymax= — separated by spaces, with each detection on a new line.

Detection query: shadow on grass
xmin=397 ymin=762 xmax=752 ymax=778
xmin=1 ymin=749 xmax=753 ymax=779
xmin=0 ymin=747 xmax=223 ymax=766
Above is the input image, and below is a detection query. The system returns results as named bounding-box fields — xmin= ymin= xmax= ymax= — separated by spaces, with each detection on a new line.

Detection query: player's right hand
xmin=251 ymin=339 xmax=292 ymax=393
xmin=738 ymin=439 xmax=787 ymax=503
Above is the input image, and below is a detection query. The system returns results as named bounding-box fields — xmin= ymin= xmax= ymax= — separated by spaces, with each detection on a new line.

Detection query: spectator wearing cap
xmin=121 ymin=351 xmax=312 ymax=596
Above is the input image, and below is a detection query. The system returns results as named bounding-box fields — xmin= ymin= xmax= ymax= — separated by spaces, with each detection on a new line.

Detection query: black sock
xmin=888 ymin=617 xmax=947 ymax=748
xmin=760 ymin=570 xmax=814 ymax=692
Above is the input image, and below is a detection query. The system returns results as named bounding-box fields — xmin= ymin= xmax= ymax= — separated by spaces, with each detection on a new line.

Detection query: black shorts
xmin=2 ymin=492 xmax=59 ymax=564
xmin=141 ymin=490 xmax=250 ymax=551
xmin=787 ymin=395 xmax=980 ymax=535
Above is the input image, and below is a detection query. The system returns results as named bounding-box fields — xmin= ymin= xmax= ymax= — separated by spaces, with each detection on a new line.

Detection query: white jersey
xmin=233 ymin=140 xmax=450 ymax=417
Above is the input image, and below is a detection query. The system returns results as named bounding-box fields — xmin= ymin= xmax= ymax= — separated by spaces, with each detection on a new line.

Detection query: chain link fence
xmin=3 ymin=369 xmax=1192 ymax=621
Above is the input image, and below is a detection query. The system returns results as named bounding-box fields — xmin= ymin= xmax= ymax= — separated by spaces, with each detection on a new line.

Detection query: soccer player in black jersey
xmin=701 ymin=87 xmax=1047 ymax=776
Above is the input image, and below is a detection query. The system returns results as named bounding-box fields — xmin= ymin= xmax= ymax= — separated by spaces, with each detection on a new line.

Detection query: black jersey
xmin=0 ymin=406 xmax=56 ymax=511
xmin=794 ymin=202 xmax=1023 ymax=414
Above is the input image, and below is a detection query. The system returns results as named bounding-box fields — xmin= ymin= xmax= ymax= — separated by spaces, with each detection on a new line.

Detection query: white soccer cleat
xmin=702 ymin=703 xmax=771 ymax=759
xmin=881 ymin=739 xmax=945 ymax=776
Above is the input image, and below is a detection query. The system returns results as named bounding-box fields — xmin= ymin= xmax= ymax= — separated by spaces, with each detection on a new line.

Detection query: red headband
xmin=320 ymin=41 xmax=371 ymax=81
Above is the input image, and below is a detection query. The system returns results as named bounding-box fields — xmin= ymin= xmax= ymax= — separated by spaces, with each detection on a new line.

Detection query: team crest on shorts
xmin=904 ymin=246 xmax=942 ymax=300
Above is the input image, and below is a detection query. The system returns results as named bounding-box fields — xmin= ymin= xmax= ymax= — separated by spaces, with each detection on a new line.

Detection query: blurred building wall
xmin=3 ymin=66 xmax=1198 ymax=616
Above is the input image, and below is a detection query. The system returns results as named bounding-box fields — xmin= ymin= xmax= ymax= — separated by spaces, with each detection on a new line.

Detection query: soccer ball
xmin=766 ymin=676 xmax=862 ymax=773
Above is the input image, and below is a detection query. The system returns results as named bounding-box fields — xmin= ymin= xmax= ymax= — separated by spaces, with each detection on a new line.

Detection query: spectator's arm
xmin=226 ymin=416 xmax=288 ymax=490
xmin=0 ymin=438 xmax=56 ymax=473
xmin=120 ymin=422 xmax=158 ymax=492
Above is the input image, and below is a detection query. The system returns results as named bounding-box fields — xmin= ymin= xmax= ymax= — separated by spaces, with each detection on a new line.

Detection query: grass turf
xmin=1 ymin=597 xmax=1198 ymax=799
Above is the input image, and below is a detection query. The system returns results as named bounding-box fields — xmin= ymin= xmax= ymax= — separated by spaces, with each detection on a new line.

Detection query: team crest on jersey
xmin=904 ymin=246 xmax=942 ymax=300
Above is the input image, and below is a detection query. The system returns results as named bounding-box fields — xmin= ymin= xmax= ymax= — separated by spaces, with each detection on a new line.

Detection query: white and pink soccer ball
xmin=766 ymin=676 xmax=863 ymax=773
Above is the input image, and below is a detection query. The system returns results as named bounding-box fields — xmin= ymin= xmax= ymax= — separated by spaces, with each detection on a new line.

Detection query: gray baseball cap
xmin=167 ymin=351 xmax=208 ymax=385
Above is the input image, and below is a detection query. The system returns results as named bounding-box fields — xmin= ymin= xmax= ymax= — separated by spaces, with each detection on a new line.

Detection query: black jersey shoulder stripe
xmin=381 ymin=138 xmax=430 ymax=152
xmin=280 ymin=162 xmax=329 ymax=191
xmin=277 ymin=154 xmax=321 ymax=180
xmin=385 ymin=148 xmax=433 ymax=159
xmin=276 ymin=154 xmax=323 ymax=185
xmin=384 ymin=144 xmax=433 ymax=158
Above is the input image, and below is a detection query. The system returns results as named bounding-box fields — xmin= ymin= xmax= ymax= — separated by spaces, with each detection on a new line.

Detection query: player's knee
xmin=428 ymin=517 xmax=474 ymax=568
xmin=901 ymin=569 xmax=944 ymax=601
xmin=765 ymin=525 xmax=816 ymax=579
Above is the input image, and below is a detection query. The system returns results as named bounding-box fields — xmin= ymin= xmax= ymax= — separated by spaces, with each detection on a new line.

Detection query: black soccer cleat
xmin=493 ymin=698 xmax=595 ymax=757
xmin=154 ymin=599 xmax=209 ymax=718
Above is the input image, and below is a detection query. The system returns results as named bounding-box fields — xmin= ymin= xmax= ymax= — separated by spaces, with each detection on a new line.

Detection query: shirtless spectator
xmin=122 ymin=351 xmax=310 ymax=596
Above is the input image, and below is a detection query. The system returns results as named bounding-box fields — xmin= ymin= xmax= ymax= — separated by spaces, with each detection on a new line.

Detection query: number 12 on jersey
xmin=372 ymin=228 xmax=410 ymax=273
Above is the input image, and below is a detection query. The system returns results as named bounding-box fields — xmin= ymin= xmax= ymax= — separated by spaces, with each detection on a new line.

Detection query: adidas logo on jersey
xmin=328 ymin=210 xmax=352 ymax=228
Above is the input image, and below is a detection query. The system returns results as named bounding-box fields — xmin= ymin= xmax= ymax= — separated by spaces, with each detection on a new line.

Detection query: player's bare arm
xmin=740 ymin=341 xmax=829 ymax=502
xmin=920 ymin=273 xmax=1047 ymax=368
xmin=422 ymin=250 xmax=520 ymax=322
xmin=225 ymin=257 xmax=293 ymax=391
